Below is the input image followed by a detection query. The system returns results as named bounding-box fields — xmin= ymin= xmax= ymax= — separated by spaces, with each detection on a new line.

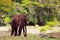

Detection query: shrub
xmin=39 ymin=25 xmax=53 ymax=32
xmin=46 ymin=21 xmax=57 ymax=27
xmin=4 ymin=17 xmax=11 ymax=24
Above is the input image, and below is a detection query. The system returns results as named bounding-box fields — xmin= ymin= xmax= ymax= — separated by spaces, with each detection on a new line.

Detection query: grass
xmin=0 ymin=25 xmax=60 ymax=40
xmin=0 ymin=32 xmax=60 ymax=40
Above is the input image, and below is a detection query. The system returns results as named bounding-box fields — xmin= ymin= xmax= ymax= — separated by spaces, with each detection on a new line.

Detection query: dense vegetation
xmin=0 ymin=0 xmax=60 ymax=26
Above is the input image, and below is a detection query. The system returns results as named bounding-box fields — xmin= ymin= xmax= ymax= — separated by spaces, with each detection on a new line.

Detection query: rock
xmin=50 ymin=32 xmax=60 ymax=38
xmin=40 ymin=31 xmax=60 ymax=38
xmin=40 ymin=30 xmax=60 ymax=38
xmin=39 ymin=31 xmax=51 ymax=38
xmin=39 ymin=27 xmax=60 ymax=38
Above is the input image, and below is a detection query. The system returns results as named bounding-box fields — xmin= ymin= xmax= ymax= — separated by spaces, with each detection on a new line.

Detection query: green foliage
xmin=0 ymin=0 xmax=12 ymax=12
xmin=46 ymin=21 xmax=57 ymax=27
xmin=0 ymin=0 xmax=60 ymax=26
xmin=4 ymin=17 xmax=11 ymax=24
xmin=57 ymin=14 xmax=60 ymax=22
xmin=39 ymin=25 xmax=52 ymax=32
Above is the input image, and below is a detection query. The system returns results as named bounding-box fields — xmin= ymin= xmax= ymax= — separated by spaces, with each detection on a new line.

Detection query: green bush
xmin=4 ymin=17 xmax=11 ymax=24
xmin=46 ymin=21 xmax=57 ymax=27
xmin=39 ymin=25 xmax=53 ymax=32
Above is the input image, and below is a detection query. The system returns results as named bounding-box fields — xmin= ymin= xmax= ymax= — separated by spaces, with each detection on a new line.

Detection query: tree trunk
xmin=37 ymin=7 xmax=45 ymax=26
